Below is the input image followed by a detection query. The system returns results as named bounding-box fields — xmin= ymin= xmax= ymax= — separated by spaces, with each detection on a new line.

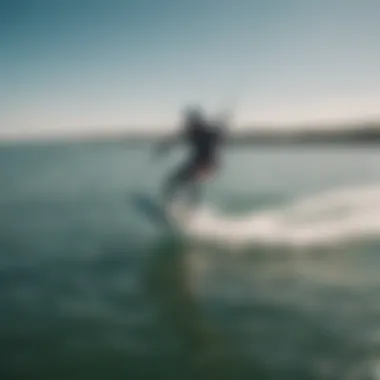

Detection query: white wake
xmin=169 ymin=184 xmax=380 ymax=249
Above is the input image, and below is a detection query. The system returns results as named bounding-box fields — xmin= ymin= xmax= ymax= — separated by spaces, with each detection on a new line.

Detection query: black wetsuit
xmin=163 ymin=122 xmax=223 ymax=204
xmin=184 ymin=123 xmax=222 ymax=177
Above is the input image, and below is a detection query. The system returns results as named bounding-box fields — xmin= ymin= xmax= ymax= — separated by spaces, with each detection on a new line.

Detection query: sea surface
xmin=1 ymin=141 xmax=380 ymax=380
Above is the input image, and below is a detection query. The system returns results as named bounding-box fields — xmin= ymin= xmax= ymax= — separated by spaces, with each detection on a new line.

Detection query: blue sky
xmin=2 ymin=0 xmax=380 ymax=138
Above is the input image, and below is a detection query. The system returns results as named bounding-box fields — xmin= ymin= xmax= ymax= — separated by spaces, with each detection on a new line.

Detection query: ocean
xmin=1 ymin=141 xmax=380 ymax=380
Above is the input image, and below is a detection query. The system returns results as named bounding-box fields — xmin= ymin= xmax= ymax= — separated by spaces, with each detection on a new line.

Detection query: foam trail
xmin=171 ymin=184 xmax=380 ymax=249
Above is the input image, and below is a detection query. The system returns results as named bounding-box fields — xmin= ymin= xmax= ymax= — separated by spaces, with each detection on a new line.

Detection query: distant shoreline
xmin=92 ymin=121 xmax=380 ymax=146
xmin=2 ymin=121 xmax=380 ymax=147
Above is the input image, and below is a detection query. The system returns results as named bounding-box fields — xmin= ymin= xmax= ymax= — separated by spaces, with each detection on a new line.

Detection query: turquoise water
xmin=1 ymin=141 xmax=380 ymax=379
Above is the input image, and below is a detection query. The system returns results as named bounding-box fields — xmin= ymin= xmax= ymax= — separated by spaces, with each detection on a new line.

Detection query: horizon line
xmin=1 ymin=115 xmax=380 ymax=143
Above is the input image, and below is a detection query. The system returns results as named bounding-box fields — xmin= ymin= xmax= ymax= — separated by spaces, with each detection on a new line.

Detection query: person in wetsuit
xmin=155 ymin=106 xmax=226 ymax=206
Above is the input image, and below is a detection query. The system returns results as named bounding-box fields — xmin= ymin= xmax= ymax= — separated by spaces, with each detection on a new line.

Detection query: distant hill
xmin=227 ymin=121 xmax=380 ymax=145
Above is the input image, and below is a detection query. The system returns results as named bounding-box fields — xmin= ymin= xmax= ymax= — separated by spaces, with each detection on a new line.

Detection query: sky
xmin=2 ymin=0 xmax=380 ymax=139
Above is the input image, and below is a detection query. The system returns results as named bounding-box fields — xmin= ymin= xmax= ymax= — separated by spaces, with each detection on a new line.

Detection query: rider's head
xmin=183 ymin=105 xmax=205 ymax=126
